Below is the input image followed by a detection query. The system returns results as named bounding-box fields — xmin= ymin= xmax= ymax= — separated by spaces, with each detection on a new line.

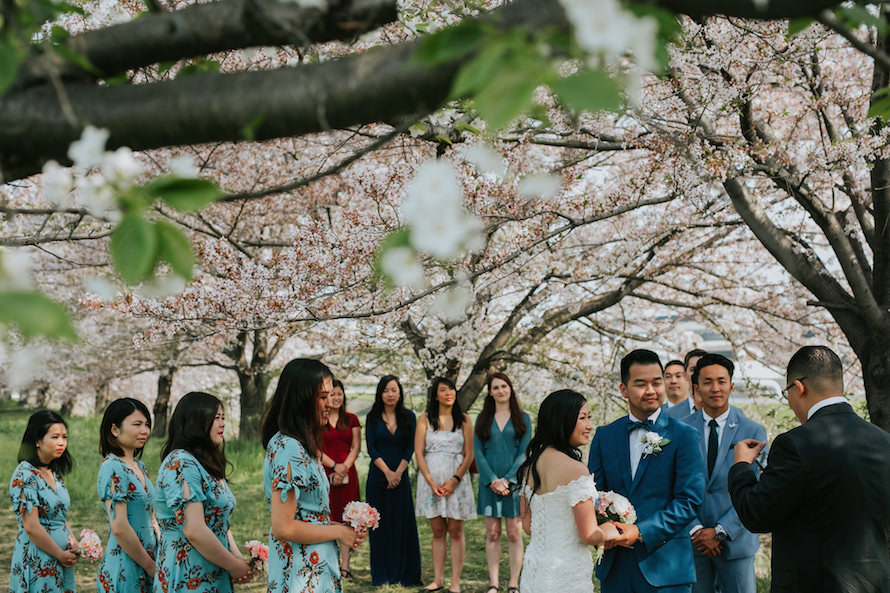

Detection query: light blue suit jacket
xmin=664 ymin=398 xmax=695 ymax=421
xmin=588 ymin=411 xmax=705 ymax=587
xmin=681 ymin=406 xmax=766 ymax=560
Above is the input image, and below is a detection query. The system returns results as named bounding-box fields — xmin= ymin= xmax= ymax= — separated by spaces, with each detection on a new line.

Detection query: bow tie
xmin=627 ymin=419 xmax=654 ymax=432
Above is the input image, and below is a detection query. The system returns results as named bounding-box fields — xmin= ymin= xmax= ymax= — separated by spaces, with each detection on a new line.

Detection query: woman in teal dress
xmin=473 ymin=373 xmax=531 ymax=593
xmin=153 ymin=392 xmax=253 ymax=593
xmin=260 ymin=359 xmax=364 ymax=593
xmin=9 ymin=410 xmax=79 ymax=593
xmin=96 ymin=398 xmax=157 ymax=593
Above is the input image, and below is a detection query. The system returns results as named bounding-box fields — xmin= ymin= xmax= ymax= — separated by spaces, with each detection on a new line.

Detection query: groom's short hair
xmin=786 ymin=345 xmax=843 ymax=395
xmin=620 ymin=349 xmax=663 ymax=384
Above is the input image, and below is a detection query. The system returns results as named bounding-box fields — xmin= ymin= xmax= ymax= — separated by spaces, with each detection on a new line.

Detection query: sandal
xmin=508 ymin=587 xmax=520 ymax=593
xmin=486 ymin=587 xmax=499 ymax=593
xmin=341 ymin=569 xmax=354 ymax=582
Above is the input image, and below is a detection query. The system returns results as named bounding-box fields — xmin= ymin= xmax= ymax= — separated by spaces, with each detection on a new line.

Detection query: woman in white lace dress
xmin=415 ymin=377 xmax=475 ymax=593
xmin=517 ymin=390 xmax=620 ymax=593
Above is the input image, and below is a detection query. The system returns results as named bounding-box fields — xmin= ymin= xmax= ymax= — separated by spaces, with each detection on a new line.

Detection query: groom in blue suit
xmin=682 ymin=354 xmax=766 ymax=593
xmin=589 ymin=349 xmax=705 ymax=593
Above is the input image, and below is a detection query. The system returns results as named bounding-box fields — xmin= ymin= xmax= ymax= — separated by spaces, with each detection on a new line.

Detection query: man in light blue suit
xmin=664 ymin=359 xmax=696 ymax=420
xmin=682 ymin=353 xmax=766 ymax=593
xmin=589 ymin=349 xmax=705 ymax=593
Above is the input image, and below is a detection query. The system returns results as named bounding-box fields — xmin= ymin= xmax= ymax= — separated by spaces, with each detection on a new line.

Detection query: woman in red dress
xmin=321 ymin=378 xmax=362 ymax=580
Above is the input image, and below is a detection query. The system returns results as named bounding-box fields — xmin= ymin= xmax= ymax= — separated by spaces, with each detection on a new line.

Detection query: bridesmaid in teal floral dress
xmin=153 ymin=392 xmax=253 ymax=593
xmin=9 ymin=410 xmax=79 ymax=593
xmin=96 ymin=398 xmax=157 ymax=593
xmin=260 ymin=359 xmax=365 ymax=593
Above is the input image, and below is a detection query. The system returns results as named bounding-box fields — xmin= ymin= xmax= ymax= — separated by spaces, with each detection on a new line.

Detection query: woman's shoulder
xmin=160 ymin=449 xmax=200 ymax=473
xmin=269 ymin=432 xmax=310 ymax=458
xmin=536 ymin=450 xmax=589 ymax=491
xmin=10 ymin=461 xmax=38 ymax=482
xmin=346 ymin=412 xmax=361 ymax=427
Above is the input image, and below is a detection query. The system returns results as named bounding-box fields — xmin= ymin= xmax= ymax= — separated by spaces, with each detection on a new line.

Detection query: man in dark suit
xmin=682 ymin=354 xmax=766 ymax=593
xmin=729 ymin=345 xmax=890 ymax=593
xmin=589 ymin=349 xmax=705 ymax=593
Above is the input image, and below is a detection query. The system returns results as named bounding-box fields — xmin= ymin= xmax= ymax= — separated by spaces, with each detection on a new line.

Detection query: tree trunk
xmin=238 ymin=368 xmax=270 ymax=439
xmin=94 ymin=380 xmax=112 ymax=415
xmin=855 ymin=331 xmax=890 ymax=432
xmin=153 ymin=367 xmax=175 ymax=438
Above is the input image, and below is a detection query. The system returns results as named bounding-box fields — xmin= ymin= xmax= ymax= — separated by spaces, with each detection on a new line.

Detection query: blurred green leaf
xmin=111 ymin=213 xmax=158 ymax=284
xmin=155 ymin=220 xmax=194 ymax=280
xmin=0 ymin=291 xmax=77 ymax=340
xmin=372 ymin=228 xmax=413 ymax=286
xmin=837 ymin=5 xmax=888 ymax=34
xmin=179 ymin=59 xmax=221 ymax=77
xmin=414 ymin=21 xmax=488 ymax=65
xmin=787 ymin=18 xmax=814 ymax=38
xmin=473 ymin=60 xmax=546 ymax=130
xmin=0 ymin=36 xmax=23 ymax=97
xmin=145 ymin=177 xmax=221 ymax=211
xmin=552 ymin=69 xmax=622 ymax=114
xmin=451 ymin=37 xmax=512 ymax=98
xmin=52 ymin=44 xmax=102 ymax=76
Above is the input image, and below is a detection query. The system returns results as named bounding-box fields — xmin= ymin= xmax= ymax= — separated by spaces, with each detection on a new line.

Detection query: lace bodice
xmin=519 ymin=474 xmax=597 ymax=593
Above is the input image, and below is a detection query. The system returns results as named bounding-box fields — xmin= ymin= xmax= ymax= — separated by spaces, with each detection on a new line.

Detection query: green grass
xmin=0 ymin=399 xmax=773 ymax=592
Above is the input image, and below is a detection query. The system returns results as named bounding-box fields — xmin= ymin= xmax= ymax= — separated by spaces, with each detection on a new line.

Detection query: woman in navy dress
xmin=473 ymin=373 xmax=531 ymax=593
xmin=9 ymin=410 xmax=78 ymax=593
xmin=364 ymin=375 xmax=422 ymax=587
xmin=96 ymin=398 xmax=157 ymax=593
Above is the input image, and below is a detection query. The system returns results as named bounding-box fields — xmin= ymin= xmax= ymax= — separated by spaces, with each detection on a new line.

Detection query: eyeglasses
xmin=781 ymin=376 xmax=806 ymax=398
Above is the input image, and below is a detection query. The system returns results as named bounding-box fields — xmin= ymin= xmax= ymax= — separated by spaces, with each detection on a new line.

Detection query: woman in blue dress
xmin=365 ymin=375 xmax=422 ymax=586
xmin=9 ymin=410 xmax=79 ymax=593
xmin=473 ymin=373 xmax=531 ymax=593
xmin=154 ymin=392 xmax=253 ymax=593
xmin=96 ymin=398 xmax=157 ymax=593
xmin=260 ymin=358 xmax=363 ymax=593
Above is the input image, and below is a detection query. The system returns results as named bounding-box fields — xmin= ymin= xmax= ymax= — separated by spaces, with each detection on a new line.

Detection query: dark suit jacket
xmin=589 ymin=412 xmax=705 ymax=587
xmin=728 ymin=402 xmax=890 ymax=593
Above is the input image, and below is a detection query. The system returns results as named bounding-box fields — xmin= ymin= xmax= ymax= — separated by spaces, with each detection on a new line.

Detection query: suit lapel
xmin=706 ymin=408 xmax=738 ymax=486
xmin=614 ymin=420 xmax=633 ymax=494
xmin=630 ymin=412 xmax=669 ymax=493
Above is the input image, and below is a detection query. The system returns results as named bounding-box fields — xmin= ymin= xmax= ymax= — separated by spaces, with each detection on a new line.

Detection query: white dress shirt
xmin=807 ymin=396 xmax=848 ymax=420
xmin=629 ymin=408 xmax=662 ymax=479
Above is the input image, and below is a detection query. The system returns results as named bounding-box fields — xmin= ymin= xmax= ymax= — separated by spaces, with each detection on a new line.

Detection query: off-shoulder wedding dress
xmin=519 ymin=474 xmax=598 ymax=593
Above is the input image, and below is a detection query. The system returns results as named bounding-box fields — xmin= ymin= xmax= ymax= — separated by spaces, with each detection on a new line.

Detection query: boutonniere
xmin=728 ymin=423 xmax=737 ymax=429
xmin=641 ymin=431 xmax=671 ymax=458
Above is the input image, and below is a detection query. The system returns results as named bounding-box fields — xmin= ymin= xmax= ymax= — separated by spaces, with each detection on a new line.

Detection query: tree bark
xmin=153 ymin=366 xmax=175 ymax=437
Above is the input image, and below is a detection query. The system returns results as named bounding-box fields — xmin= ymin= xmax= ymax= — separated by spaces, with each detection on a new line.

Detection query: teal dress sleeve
xmin=505 ymin=412 xmax=532 ymax=485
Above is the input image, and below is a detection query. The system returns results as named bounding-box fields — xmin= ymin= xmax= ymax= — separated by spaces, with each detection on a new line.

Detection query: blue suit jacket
xmin=588 ymin=411 xmax=705 ymax=587
xmin=664 ymin=399 xmax=695 ymax=421
xmin=681 ymin=406 xmax=766 ymax=560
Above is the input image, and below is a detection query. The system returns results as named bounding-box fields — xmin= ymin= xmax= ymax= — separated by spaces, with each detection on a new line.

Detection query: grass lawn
xmin=0 ymin=399 xmax=771 ymax=592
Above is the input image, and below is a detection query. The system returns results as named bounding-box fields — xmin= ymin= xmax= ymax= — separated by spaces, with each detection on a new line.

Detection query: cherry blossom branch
xmin=817 ymin=9 xmax=890 ymax=72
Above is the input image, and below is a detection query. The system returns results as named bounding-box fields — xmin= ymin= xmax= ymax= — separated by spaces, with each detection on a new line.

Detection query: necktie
xmin=627 ymin=419 xmax=653 ymax=432
xmin=707 ymin=418 xmax=719 ymax=476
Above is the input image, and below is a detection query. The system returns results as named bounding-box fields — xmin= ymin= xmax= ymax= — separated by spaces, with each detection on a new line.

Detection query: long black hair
xmin=475 ymin=372 xmax=527 ymax=442
xmin=261 ymin=358 xmax=333 ymax=455
xmin=329 ymin=379 xmax=349 ymax=431
xmin=516 ymin=389 xmax=587 ymax=495
xmin=162 ymin=392 xmax=228 ymax=479
xmin=100 ymin=398 xmax=152 ymax=458
xmin=18 ymin=410 xmax=73 ymax=475
xmin=367 ymin=375 xmax=411 ymax=435
xmin=426 ymin=376 xmax=464 ymax=431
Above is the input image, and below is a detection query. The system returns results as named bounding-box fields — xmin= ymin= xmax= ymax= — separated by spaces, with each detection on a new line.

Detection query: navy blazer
xmin=729 ymin=403 xmax=890 ymax=593
xmin=588 ymin=411 xmax=705 ymax=587
xmin=682 ymin=406 xmax=765 ymax=560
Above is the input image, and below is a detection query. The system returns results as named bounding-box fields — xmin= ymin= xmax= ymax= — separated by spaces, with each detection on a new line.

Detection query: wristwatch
xmin=714 ymin=525 xmax=729 ymax=542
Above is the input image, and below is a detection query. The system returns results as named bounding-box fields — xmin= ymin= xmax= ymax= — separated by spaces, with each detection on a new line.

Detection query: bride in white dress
xmin=517 ymin=390 xmax=620 ymax=593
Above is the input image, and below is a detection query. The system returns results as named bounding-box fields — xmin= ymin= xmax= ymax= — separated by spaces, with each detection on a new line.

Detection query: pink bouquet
xmin=595 ymin=491 xmax=636 ymax=525
xmin=244 ymin=540 xmax=269 ymax=571
xmin=78 ymin=528 xmax=103 ymax=562
xmin=342 ymin=501 xmax=380 ymax=531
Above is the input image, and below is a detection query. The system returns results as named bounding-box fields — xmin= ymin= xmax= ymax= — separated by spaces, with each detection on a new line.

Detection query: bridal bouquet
xmin=593 ymin=491 xmax=636 ymax=564
xmin=342 ymin=501 xmax=381 ymax=531
xmin=78 ymin=528 xmax=103 ymax=561
xmin=595 ymin=491 xmax=637 ymax=525
xmin=244 ymin=540 xmax=269 ymax=571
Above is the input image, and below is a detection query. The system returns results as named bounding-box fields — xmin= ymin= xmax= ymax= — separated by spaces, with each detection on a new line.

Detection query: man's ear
xmin=619 ymin=383 xmax=628 ymax=399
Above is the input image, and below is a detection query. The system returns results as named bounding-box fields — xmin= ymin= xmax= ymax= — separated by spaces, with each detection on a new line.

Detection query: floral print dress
xmin=153 ymin=450 xmax=236 ymax=593
xmin=263 ymin=432 xmax=340 ymax=593
xmin=9 ymin=461 xmax=75 ymax=593
xmin=96 ymin=456 xmax=157 ymax=593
